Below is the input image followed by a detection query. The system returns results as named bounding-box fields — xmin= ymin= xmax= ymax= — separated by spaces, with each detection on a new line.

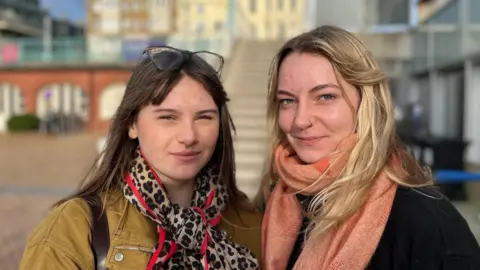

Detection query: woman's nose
xmin=293 ymin=103 xmax=313 ymax=130
xmin=177 ymin=121 xmax=198 ymax=147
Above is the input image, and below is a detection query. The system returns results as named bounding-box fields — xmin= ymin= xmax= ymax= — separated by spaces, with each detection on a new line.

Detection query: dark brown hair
xmin=57 ymin=56 xmax=251 ymax=210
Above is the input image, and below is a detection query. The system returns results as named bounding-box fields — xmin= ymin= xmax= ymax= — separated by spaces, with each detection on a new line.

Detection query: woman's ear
xmin=128 ymin=123 xmax=138 ymax=139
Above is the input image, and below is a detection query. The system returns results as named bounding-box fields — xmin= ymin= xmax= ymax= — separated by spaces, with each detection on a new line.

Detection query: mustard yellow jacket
xmin=19 ymin=192 xmax=262 ymax=269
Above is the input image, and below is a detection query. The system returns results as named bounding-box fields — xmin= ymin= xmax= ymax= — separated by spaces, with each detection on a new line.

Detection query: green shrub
xmin=7 ymin=114 xmax=40 ymax=132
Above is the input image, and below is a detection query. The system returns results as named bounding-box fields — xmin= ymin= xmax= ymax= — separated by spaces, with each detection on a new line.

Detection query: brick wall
xmin=0 ymin=65 xmax=133 ymax=132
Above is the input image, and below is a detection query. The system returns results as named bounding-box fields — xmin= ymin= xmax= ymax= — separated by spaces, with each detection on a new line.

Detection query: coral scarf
xmin=261 ymin=136 xmax=398 ymax=270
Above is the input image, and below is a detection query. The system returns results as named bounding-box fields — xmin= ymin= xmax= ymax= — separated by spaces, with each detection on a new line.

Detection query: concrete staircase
xmin=224 ymin=40 xmax=283 ymax=199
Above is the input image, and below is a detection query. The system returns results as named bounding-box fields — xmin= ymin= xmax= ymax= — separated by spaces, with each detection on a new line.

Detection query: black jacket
xmin=287 ymin=186 xmax=480 ymax=269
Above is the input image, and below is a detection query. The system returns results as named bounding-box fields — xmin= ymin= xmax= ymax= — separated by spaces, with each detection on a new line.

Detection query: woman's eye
xmin=318 ymin=94 xmax=335 ymax=101
xmin=158 ymin=115 xmax=175 ymax=120
xmin=279 ymin=99 xmax=295 ymax=105
xmin=197 ymin=115 xmax=213 ymax=120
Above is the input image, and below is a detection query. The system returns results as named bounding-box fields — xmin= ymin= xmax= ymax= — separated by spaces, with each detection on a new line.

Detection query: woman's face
xmin=129 ymin=75 xmax=219 ymax=183
xmin=277 ymin=52 xmax=360 ymax=164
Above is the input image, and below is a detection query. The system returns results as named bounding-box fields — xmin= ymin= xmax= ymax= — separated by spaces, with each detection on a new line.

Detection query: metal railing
xmin=0 ymin=33 xmax=235 ymax=66
xmin=0 ymin=0 xmax=258 ymax=66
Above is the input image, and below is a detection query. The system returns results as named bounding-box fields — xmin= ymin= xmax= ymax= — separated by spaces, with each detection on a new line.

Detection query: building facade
xmin=86 ymin=0 xmax=176 ymax=62
xmin=87 ymin=0 xmax=175 ymax=37
xmin=236 ymin=0 xmax=307 ymax=40
xmin=0 ymin=0 xmax=46 ymax=37
xmin=409 ymin=0 xmax=480 ymax=168
xmin=0 ymin=0 xmax=86 ymax=131
xmin=175 ymin=0 xmax=229 ymax=38
xmin=308 ymin=0 xmax=417 ymax=33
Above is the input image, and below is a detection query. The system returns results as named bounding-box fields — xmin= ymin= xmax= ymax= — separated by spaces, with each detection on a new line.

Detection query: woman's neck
xmin=161 ymin=176 xmax=196 ymax=207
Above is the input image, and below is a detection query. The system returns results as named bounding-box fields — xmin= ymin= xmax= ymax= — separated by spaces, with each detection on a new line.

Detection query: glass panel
xmin=376 ymin=0 xmax=410 ymax=25
xmin=471 ymin=0 xmax=480 ymax=23
xmin=411 ymin=30 xmax=428 ymax=73
xmin=425 ymin=0 xmax=459 ymax=24
xmin=467 ymin=29 xmax=480 ymax=54
xmin=433 ymin=30 xmax=462 ymax=67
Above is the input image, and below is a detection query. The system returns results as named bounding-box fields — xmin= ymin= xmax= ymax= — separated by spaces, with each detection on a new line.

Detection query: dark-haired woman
xmin=20 ymin=47 xmax=261 ymax=270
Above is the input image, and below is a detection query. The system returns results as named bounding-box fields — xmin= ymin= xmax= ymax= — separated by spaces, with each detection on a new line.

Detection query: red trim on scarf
xmin=139 ymin=148 xmax=165 ymax=189
xmin=193 ymin=206 xmax=207 ymax=223
xmin=206 ymin=189 xmax=221 ymax=226
xmin=204 ymin=254 xmax=209 ymax=270
xmin=210 ymin=215 xmax=221 ymax=227
xmin=193 ymin=189 xmax=220 ymax=270
xmin=125 ymin=174 xmax=158 ymax=219
xmin=131 ymin=151 xmax=222 ymax=269
xmin=147 ymin=227 xmax=165 ymax=270
xmin=206 ymin=189 xmax=216 ymax=206
xmin=164 ymin=240 xmax=177 ymax=263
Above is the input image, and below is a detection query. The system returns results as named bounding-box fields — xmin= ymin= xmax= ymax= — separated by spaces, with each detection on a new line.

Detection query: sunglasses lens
xmin=149 ymin=48 xmax=183 ymax=70
xmin=192 ymin=52 xmax=223 ymax=73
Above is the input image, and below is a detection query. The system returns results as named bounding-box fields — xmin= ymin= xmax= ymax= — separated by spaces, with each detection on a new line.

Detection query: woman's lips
xmin=294 ymin=136 xmax=326 ymax=146
xmin=171 ymin=151 xmax=201 ymax=162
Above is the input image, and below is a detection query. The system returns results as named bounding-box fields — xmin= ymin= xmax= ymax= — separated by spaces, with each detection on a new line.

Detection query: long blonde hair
xmin=257 ymin=25 xmax=432 ymax=238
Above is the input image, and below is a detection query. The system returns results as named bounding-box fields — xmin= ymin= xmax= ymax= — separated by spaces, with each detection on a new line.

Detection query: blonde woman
xmin=259 ymin=26 xmax=480 ymax=270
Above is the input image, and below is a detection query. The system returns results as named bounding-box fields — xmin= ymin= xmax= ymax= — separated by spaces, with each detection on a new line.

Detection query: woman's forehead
xmin=278 ymin=53 xmax=339 ymax=91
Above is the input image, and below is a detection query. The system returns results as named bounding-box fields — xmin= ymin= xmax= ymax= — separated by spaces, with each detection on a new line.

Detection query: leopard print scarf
xmin=123 ymin=148 xmax=259 ymax=270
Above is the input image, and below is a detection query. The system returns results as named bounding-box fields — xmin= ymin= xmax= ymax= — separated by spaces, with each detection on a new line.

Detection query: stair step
xmin=234 ymin=71 xmax=270 ymax=77
xmin=231 ymin=117 xmax=266 ymax=129
xmin=234 ymin=139 xmax=269 ymax=152
xmin=237 ymin=186 xmax=261 ymax=199
xmin=237 ymin=177 xmax=262 ymax=188
xmin=229 ymin=105 xmax=267 ymax=113
xmin=229 ymin=88 xmax=269 ymax=96
xmin=236 ymin=153 xmax=265 ymax=166
xmin=230 ymin=97 xmax=268 ymax=107
xmin=223 ymin=40 xmax=287 ymax=200
xmin=236 ymin=167 xmax=263 ymax=181
xmin=233 ymin=137 xmax=269 ymax=147
xmin=230 ymin=108 xmax=267 ymax=117
xmin=234 ymin=128 xmax=268 ymax=139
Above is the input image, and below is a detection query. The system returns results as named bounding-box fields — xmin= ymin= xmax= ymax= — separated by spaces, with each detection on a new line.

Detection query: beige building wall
xmin=87 ymin=0 xmax=176 ymax=37
xmin=86 ymin=0 xmax=176 ymax=61
xmin=237 ymin=0 xmax=307 ymax=40
xmin=175 ymin=0 xmax=229 ymax=38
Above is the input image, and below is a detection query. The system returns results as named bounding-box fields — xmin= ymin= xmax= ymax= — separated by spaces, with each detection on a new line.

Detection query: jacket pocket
xmin=107 ymin=245 xmax=154 ymax=269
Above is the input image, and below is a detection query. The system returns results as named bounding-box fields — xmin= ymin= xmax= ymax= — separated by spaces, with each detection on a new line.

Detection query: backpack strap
xmin=84 ymin=196 xmax=110 ymax=270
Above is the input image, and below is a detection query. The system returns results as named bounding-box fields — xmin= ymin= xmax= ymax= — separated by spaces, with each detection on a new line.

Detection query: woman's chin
xmin=294 ymin=149 xmax=329 ymax=164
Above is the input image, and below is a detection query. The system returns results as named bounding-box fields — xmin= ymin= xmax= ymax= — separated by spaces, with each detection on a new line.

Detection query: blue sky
xmin=40 ymin=0 xmax=85 ymax=24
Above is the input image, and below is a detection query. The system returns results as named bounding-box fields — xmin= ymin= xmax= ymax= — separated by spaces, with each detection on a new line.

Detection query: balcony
xmin=0 ymin=33 xmax=234 ymax=67
xmin=0 ymin=8 xmax=44 ymax=37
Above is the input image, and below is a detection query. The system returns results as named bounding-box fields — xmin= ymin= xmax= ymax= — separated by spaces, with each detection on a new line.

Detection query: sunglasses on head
xmin=142 ymin=46 xmax=224 ymax=74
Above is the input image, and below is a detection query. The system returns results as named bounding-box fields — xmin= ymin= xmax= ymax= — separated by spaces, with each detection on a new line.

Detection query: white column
xmin=306 ymin=0 xmax=318 ymax=29
xmin=408 ymin=79 xmax=421 ymax=103
xmin=12 ymin=86 xmax=23 ymax=115
xmin=63 ymin=84 xmax=72 ymax=114
xmin=54 ymin=84 xmax=61 ymax=114
xmin=429 ymin=71 xmax=447 ymax=137
xmin=464 ymin=62 xmax=480 ymax=165
xmin=0 ymin=87 xmax=5 ymax=132
xmin=0 ymin=83 xmax=12 ymax=118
